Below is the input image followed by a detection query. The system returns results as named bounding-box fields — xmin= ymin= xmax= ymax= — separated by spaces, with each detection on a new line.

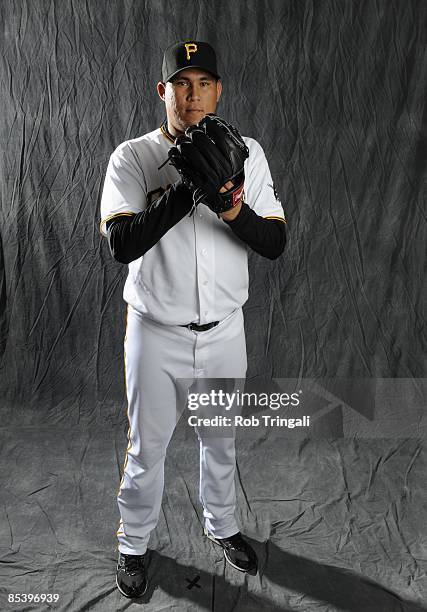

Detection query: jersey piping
xmin=99 ymin=212 xmax=136 ymax=235
xmin=264 ymin=215 xmax=287 ymax=223
xmin=160 ymin=121 xmax=175 ymax=144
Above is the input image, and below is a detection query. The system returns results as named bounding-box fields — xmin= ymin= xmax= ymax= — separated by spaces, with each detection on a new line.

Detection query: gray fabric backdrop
xmin=0 ymin=0 xmax=425 ymax=425
xmin=0 ymin=2 xmax=426 ymax=610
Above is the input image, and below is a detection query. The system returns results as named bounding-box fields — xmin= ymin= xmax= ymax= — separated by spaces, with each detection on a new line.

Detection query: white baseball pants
xmin=116 ymin=305 xmax=247 ymax=555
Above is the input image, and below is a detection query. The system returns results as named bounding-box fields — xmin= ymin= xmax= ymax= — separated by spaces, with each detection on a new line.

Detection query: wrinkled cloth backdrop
xmin=0 ymin=1 xmax=426 ymax=611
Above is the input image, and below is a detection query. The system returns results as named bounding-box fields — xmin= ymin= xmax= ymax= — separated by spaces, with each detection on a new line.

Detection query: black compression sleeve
xmin=222 ymin=202 xmax=287 ymax=260
xmin=105 ymin=182 xmax=194 ymax=264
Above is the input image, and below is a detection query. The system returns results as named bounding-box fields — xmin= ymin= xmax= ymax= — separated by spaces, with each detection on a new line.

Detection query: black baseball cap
xmin=162 ymin=41 xmax=220 ymax=82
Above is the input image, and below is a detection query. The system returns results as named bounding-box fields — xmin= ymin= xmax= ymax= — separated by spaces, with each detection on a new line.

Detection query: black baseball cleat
xmin=116 ymin=552 xmax=148 ymax=598
xmin=204 ymin=529 xmax=258 ymax=575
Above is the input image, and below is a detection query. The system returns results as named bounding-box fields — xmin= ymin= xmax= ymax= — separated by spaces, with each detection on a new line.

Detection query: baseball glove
xmin=166 ymin=114 xmax=249 ymax=214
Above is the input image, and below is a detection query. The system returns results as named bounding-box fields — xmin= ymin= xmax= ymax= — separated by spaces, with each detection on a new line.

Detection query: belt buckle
xmin=187 ymin=321 xmax=219 ymax=332
xmin=185 ymin=322 xmax=200 ymax=332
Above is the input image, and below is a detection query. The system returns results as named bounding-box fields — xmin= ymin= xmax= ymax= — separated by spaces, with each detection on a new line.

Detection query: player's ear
xmin=157 ymin=81 xmax=166 ymax=101
xmin=216 ymin=79 xmax=222 ymax=102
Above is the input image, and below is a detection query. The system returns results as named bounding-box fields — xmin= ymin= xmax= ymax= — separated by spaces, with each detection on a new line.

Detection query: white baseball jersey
xmin=100 ymin=125 xmax=285 ymax=326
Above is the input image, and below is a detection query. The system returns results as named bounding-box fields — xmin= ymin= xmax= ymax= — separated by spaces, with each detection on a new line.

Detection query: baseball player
xmin=99 ymin=41 xmax=287 ymax=598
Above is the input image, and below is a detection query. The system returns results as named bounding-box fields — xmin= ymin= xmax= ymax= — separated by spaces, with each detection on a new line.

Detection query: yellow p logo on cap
xmin=184 ymin=42 xmax=198 ymax=61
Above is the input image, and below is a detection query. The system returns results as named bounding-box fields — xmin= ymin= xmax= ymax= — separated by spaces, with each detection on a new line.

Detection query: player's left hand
xmin=166 ymin=114 xmax=249 ymax=215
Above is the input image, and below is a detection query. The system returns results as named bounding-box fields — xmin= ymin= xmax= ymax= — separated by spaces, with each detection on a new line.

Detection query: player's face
xmin=157 ymin=68 xmax=222 ymax=136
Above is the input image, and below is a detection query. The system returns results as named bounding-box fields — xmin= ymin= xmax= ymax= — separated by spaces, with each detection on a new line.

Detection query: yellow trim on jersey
xmin=99 ymin=212 xmax=136 ymax=235
xmin=264 ymin=215 xmax=287 ymax=224
xmin=160 ymin=122 xmax=175 ymax=144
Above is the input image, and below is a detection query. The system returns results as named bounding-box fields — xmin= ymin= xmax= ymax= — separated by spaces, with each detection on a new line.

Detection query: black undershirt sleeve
xmin=106 ymin=184 xmax=286 ymax=264
xmin=105 ymin=181 xmax=194 ymax=264
xmin=222 ymin=202 xmax=287 ymax=260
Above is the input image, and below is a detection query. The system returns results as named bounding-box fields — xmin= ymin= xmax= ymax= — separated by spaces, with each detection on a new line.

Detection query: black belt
xmin=181 ymin=321 xmax=219 ymax=332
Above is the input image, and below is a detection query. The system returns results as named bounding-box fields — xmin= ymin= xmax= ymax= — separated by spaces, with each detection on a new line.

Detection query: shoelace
xmin=122 ymin=555 xmax=144 ymax=573
xmin=221 ymin=534 xmax=244 ymax=548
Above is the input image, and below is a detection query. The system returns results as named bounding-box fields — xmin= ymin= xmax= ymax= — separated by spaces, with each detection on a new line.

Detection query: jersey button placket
xmin=194 ymin=212 xmax=215 ymax=324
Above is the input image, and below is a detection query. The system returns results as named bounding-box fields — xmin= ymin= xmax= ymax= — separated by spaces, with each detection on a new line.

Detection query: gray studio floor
xmin=0 ymin=412 xmax=426 ymax=611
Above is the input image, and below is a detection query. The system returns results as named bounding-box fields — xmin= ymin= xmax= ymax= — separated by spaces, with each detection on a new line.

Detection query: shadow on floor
xmin=120 ymin=537 xmax=426 ymax=612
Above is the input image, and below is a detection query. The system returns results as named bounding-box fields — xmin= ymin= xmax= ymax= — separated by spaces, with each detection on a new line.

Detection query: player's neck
xmin=167 ymin=124 xmax=183 ymax=138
